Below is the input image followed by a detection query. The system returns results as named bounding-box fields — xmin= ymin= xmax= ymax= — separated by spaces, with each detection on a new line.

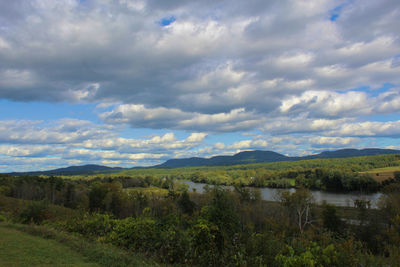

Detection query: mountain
xmin=7 ymin=164 xmax=123 ymax=176
xmin=305 ymin=148 xmax=400 ymax=159
xmin=156 ymin=150 xmax=290 ymax=168
xmin=4 ymin=148 xmax=400 ymax=175
xmin=155 ymin=148 xmax=400 ymax=168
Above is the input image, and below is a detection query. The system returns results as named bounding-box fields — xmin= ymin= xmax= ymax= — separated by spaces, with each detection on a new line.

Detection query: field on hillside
xmin=124 ymin=186 xmax=169 ymax=196
xmin=360 ymin=166 xmax=400 ymax=182
xmin=0 ymin=224 xmax=98 ymax=267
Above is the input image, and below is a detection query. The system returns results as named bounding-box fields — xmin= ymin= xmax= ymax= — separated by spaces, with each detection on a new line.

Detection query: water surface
xmin=178 ymin=180 xmax=382 ymax=208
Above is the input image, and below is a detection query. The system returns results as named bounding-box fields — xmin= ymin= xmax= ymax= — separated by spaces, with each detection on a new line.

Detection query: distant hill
xmin=304 ymin=148 xmax=400 ymax=159
xmin=4 ymin=148 xmax=400 ymax=175
xmin=155 ymin=150 xmax=290 ymax=168
xmin=7 ymin=164 xmax=123 ymax=176
xmin=155 ymin=148 xmax=400 ymax=168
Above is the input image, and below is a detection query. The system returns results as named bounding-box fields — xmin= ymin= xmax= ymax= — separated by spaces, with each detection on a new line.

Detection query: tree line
xmin=1 ymin=173 xmax=400 ymax=266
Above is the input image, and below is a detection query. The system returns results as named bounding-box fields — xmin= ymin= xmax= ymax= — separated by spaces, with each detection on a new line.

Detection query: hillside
xmin=304 ymin=148 xmax=400 ymax=159
xmin=0 ymin=224 xmax=98 ymax=266
xmin=7 ymin=164 xmax=123 ymax=176
xmin=156 ymin=150 xmax=289 ymax=168
xmin=156 ymin=148 xmax=400 ymax=168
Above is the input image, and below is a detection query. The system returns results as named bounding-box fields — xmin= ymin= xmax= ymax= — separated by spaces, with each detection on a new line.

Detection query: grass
xmin=360 ymin=166 xmax=400 ymax=182
xmin=0 ymin=195 xmax=161 ymax=266
xmin=362 ymin=166 xmax=400 ymax=173
xmin=0 ymin=222 xmax=160 ymax=267
xmin=124 ymin=186 xmax=169 ymax=196
xmin=0 ymin=223 xmax=98 ymax=266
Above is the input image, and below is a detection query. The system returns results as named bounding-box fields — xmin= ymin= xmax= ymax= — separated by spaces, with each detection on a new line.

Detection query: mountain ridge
xmin=4 ymin=148 xmax=400 ymax=175
xmin=154 ymin=148 xmax=400 ymax=168
xmin=6 ymin=164 xmax=123 ymax=176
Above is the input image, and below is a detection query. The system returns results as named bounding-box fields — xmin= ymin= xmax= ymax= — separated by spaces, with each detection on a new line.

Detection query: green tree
xmin=278 ymin=188 xmax=314 ymax=233
xmin=322 ymin=203 xmax=342 ymax=233
xmin=19 ymin=201 xmax=49 ymax=224
xmin=177 ymin=191 xmax=196 ymax=215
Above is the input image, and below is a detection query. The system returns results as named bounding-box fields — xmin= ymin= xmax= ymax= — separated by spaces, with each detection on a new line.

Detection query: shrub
xmin=0 ymin=214 xmax=7 ymax=222
xmin=19 ymin=201 xmax=49 ymax=224
xmin=64 ymin=213 xmax=116 ymax=238
xmin=109 ymin=217 xmax=161 ymax=253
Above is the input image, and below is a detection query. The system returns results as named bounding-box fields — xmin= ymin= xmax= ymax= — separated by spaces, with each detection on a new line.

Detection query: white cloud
xmin=280 ymin=89 xmax=400 ymax=118
xmin=0 ymin=118 xmax=211 ymax=171
xmin=275 ymin=52 xmax=315 ymax=68
xmin=280 ymin=90 xmax=371 ymax=117
xmin=101 ymin=104 xmax=262 ymax=132
xmin=328 ymin=121 xmax=400 ymax=137
xmin=0 ymin=0 xmax=398 ymax=112
xmin=1 ymin=0 xmax=400 ymax=171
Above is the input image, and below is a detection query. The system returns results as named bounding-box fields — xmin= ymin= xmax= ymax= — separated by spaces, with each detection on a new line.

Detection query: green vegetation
xmin=0 ymin=224 xmax=98 ymax=266
xmin=2 ymin=154 xmax=400 ymax=266
xmin=124 ymin=186 xmax=169 ymax=196
xmin=71 ymin=154 xmax=400 ymax=192
xmin=362 ymin=166 xmax=400 ymax=173
xmin=360 ymin=166 xmax=400 ymax=183
xmin=1 ymin=168 xmax=400 ymax=266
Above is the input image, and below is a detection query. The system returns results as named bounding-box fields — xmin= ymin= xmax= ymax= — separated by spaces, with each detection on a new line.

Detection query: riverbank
xmin=177 ymin=180 xmax=383 ymax=208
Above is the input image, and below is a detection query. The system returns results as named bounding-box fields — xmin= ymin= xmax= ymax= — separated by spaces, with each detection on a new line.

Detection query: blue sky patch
xmin=159 ymin=16 xmax=176 ymax=26
xmin=330 ymin=13 xmax=339 ymax=21
xmin=0 ymin=100 xmax=99 ymax=122
xmin=329 ymin=1 xmax=351 ymax=21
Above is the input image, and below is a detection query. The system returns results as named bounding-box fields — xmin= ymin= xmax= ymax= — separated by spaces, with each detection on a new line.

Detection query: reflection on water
xmin=178 ymin=180 xmax=382 ymax=208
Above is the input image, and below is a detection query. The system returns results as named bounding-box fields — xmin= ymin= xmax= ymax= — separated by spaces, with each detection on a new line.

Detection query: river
xmin=177 ymin=180 xmax=383 ymax=208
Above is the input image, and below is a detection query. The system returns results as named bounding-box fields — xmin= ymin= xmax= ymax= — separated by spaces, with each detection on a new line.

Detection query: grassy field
xmin=124 ymin=186 xmax=169 ymax=196
xmin=0 ymin=224 xmax=98 ymax=266
xmin=0 ymin=222 xmax=160 ymax=267
xmin=361 ymin=166 xmax=400 ymax=182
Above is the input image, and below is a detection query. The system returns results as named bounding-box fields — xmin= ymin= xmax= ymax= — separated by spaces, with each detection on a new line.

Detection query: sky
xmin=0 ymin=0 xmax=400 ymax=172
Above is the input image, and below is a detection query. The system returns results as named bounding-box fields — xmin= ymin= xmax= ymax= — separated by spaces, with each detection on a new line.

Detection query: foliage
xmin=19 ymin=201 xmax=49 ymax=225
xmin=177 ymin=191 xmax=196 ymax=215
xmin=1 ymin=163 xmax=400 ymax=266
xmin=109 ymin=217 xmax=160 ymax=253
xmin=278 ymin=188 xmax=314 ymax=233
xmin=322 ymin=203 xmax=342 ymax=233
xmin=275 ymin=243 xmax=339 ymax=267
xmin=110 ymin=154 xmax=399 ymax=192
xmin=2 ymin=223 xmax=159 ymax=266
xmin=64 ymin=213 xmax=116 ymax=238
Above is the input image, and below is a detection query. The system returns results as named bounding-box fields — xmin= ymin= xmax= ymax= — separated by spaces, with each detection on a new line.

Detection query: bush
xmin=0 ymin=185 xmax=11 ymax=196
xmin=64 ymin=213 xmax=116 ymax=238
xmin=0 ymin=214 xmax=7 ymax=222
xmin=322 ymin=204 xmax=342 ymax=233
xmin=109 ymin=217 xmax=161 ymax=253
xmin=19 ymin=201 xmax=49 ymax=224
xmin=158 ymin=226 xmax=190 ymax=263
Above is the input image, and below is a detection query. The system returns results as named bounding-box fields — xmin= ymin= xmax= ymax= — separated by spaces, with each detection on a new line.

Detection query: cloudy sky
xmin=1 ymin=0 xmax=400 ymax=172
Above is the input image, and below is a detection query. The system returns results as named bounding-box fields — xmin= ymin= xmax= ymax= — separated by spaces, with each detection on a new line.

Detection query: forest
xmin=1 ymin=154 xmax=400 ymax=266
xmin=81 ymin=154 xmax=400 ymax=192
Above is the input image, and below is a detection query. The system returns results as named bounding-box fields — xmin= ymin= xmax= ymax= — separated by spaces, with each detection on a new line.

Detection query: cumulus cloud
xmin=328 ymin=121 xmax=400 ymax=137
xmin=1 ymin=0 xmax=400 ymax=171
xmin=101 ymin=104 xmax=261 ymax=132
xmin=279 ymin=89 xmax=400 ymax=118
xmin=280 ymin=91 xmax=371 ymax=117
xmin=0 ymin=119 xmax=209 ymax=171
xmin=0 ymin=119 xmax=114 ymax=144
xmin=0 ymin=0 xmax=398 ymax=110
